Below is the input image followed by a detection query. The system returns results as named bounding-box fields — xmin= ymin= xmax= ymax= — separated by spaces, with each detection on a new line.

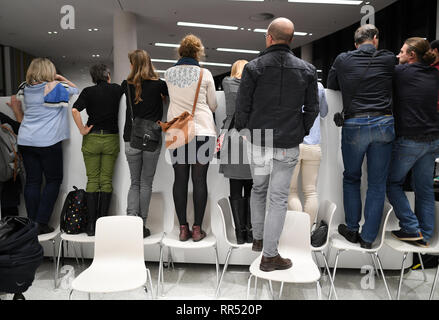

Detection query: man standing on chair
xmin=327 ymin=25 xmax=396 ymax=249
xmin=235 ymin=17 xmax=319 ymax=272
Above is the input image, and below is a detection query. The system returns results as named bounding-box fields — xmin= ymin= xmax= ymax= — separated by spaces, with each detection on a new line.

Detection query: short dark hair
xmin=354 ymin=24 xmax=379 ymax=45
xmin=90 ymin=64 xmax=110 ymax=83
xmin=430 ymin=40 xmax=439 ymax=51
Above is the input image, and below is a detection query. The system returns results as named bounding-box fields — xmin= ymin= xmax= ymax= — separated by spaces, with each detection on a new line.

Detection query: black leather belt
xmin=345 ymin=111 xmax=392 ymax=120
xmin=89 ymin=129 xmax=118 ymax=135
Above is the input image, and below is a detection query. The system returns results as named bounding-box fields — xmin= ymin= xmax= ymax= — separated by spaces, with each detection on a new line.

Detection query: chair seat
xmin=162 ymin=230 xmax=216 ymax=249
xmin=72 ymin=263 xmax=147 ymax=293
xmin=229 ymin=242 xmax=253 ymax=249
xmin=331 ymin=234 xmax=380 ymax=253
xmin=249 ymin=253 xmax=321 ymax=284
xmin=143 ymin=232 xmax=163 ymax=246
xmin=38 ymin=227 xmax=60 ymax=242
xmin=311 ymin=243 xmax=328 ymax=252
xmin=61 ymin=232 xmax=96 ymax=243
xmin=384 ymin=232 xmax=439 ymax=254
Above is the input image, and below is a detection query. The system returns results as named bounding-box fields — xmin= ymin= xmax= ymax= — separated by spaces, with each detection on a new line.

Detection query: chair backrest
xmin=217 ymin=198 xmax=236 ymax=247
xmin=315 ymin=200 xmax=337 ymax=248
xmin=278 ymin=211 xmax=312 ymax=256
xmin=93 ymin=216 xmax=144 ymax=264
xmin=373 ymin=202 xmax=394 ymax=250
xmin=148 ymin=192 xmax=165 ymax=235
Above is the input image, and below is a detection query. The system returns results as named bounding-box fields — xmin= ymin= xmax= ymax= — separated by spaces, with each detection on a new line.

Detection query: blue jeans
xmin=387 ymin=138 xmax=439 ymax=241
xmin=342 ymin=115 xmax=395 ymax=243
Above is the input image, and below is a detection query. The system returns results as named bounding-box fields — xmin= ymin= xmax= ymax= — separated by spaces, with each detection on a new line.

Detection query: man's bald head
xmin=267 ymin=18 xmax=295 ymax=44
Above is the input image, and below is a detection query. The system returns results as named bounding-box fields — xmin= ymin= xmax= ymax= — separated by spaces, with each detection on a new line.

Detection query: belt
xmin=89 ymin=129 xmax=118 ymax=135
xmin=345 ymin=111 xmax=392 ymax=120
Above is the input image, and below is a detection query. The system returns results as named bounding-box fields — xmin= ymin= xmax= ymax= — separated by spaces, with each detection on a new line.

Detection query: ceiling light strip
xmin=253 ymin=28 xmax=308 ymax=36
xmin=288 ymin=0 xmax=363 ymax=5
xmin=217 ymin=48 xmax=260 ymax=54
xmin=177 ymin=22 xmax=239 ymax=30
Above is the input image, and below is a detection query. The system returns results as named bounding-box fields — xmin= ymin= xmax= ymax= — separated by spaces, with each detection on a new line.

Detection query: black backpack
xmin=60 ymin=186 xmax=88 ymax=234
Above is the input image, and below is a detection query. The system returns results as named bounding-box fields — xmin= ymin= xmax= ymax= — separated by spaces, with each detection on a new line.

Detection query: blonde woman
xmin=122 ymin=50 xmax=168 ymax=238
xmin=16 ymin=58 xmax=78 ymax=235
xmin=165 ymin=34 xmax=217 ymax=242
xmin=219 ymin=60 xmax=253 ymax=244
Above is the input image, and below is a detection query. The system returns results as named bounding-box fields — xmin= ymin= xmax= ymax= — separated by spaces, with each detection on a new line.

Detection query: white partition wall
xmin=0 ymin=90 xmax=411 ymax=269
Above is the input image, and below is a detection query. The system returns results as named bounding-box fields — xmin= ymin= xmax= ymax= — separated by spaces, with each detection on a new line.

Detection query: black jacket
xmin=393 ymin=62 xmax=439 ymax=138
xmin=327 ymin=44 xmax=396 ymax=117
xmin=235 ymin=44 xmax=319 ymax=148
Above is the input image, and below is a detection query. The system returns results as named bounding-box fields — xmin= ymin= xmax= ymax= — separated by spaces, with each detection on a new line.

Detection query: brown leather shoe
xmin=179 ymin=224 xmax=192 ymax=241
xmin=252 ymin=239 xmax=263 ymax=252
xmin=192 ymin=225 xmax=206 ymax=242
xmin=260 ymin=254 xmax=292 ymax=272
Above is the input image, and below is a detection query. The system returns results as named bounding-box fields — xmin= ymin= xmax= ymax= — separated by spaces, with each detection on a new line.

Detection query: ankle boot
xmin=85 ymin=192 xmax=99 ymax=237
xmin=98 ymin=192 xmax=112 ymax=219
xmin=244 ymin=197 xmax=253 ymax=243
xmin=229 ymin=197 xmax=246 ymax=244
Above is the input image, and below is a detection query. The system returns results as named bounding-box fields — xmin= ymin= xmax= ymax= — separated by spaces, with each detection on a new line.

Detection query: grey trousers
xmin=125 ymin=142 xmax=161 ymax=224
xmin=248 ymin=143 xmax=299 ymax=258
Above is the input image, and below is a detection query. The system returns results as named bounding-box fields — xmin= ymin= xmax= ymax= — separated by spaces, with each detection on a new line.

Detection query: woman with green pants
xmin=72 ymin=64 xmax=123 ymax=236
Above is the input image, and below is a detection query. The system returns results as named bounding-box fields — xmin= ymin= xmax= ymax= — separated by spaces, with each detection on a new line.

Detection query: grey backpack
xmin=0 ymin=123 xmax=22 ymax=182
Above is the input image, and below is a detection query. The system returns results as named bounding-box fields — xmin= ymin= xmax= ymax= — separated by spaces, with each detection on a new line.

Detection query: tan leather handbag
xmin=158 ymin=68 xmax=204 ymax=150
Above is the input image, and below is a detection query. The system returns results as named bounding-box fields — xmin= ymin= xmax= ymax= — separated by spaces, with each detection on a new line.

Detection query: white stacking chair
xmin=215 ymin=198 xmax=254 ymax=298
xmin=384 ymin=202 xmax=439 ymax=300
xmin=311 ymin=200 xmax=338 ymax=299
xmin=69 ymin=216 xmax=154 ymax=300
xmin=38 ymin=226 xmax=60 ymax=288
xmin=330 ymin=202 xmax=394 ymax=300
xmin=143 ymin=193 xmax=165 ymax=248
xmin=246 ymin=211 xmax=322 ymax=300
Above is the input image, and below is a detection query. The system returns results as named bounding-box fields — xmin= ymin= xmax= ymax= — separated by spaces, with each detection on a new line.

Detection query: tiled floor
xmin=1 ymin=258 xmax=437 ymax=300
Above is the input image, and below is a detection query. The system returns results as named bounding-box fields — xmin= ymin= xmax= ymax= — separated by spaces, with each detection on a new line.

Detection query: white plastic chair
xmin=215 ymin=198 xmax=253 ymax=298
xmin=69 ymin=216 xmax=154 ymax=299
xmin=246 ymin=211 xmax=322 ymax=300
xmin=384 ymin=201 xmax=439 ymax=300
xmin=158 ymin=196 xmax=219 ymax=297
xmin=330 ymin=202 xmax=394 ymax=300
xmin=143 ymin=193 xmax=165 ymax=247
xmin=311 ymin=200 xmax=338 ymax=299
xmin=38 ymin=226 xmax=60 ymax=288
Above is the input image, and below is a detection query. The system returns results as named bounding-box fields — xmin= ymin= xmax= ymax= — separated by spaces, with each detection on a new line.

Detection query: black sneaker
xmin=359 ymin=236 xmax=373 ymax=249
xmin=414 ymin=239 xmax=429 ymax=248
xmin=338 ymin=224 xmax=359 ymax=244
xmin=391 ymin=230 xmax=423 ymax=242
xmin=143 ymin=226 xmax=151 ymax=238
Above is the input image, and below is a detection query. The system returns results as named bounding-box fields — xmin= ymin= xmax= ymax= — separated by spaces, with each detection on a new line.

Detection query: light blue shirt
xmin=18 ymin=83 xmax=78 ymax=147
xmin=303 ymin=82 xmax=328 ymax=145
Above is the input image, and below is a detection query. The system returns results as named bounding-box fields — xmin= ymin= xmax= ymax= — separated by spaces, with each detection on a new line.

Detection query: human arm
xmin=6 ymin=95 xmax=24 ymax=123
xmin=72 ymin=108 xmax=93 ymax=136
xmin=205 ymin=70 xmax=217 ymax=112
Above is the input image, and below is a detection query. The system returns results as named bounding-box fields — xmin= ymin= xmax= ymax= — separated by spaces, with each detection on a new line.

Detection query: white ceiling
xmin=0 ymin=0 xmax=397 ymax=76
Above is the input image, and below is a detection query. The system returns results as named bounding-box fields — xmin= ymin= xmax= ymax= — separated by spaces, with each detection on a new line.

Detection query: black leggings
xmin=173 ymin=163 xmax=210 ymax=226
xmin=230 ymin=179 xmax=253 ymax=200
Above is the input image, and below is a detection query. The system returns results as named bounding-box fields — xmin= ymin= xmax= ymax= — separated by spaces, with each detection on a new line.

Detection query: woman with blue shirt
xmin=16 ymin=58 xmax=78 ymax=235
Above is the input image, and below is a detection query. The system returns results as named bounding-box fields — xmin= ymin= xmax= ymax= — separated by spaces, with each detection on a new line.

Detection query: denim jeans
xmin=18 ymin=142 xmax=63 ymax=224
xmin=125 ymin=141 xmax=161 ymax=224
xmin=247 ymin=143 xmax=299 ymax=258
xmin=387 ymin=138 xmax=439 ymax=241
xmin=342 ymin=115 xmax=395 ymax=243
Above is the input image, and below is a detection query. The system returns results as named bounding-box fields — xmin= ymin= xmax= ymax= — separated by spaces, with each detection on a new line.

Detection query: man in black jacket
xmin=236 ymin=17 xmax=319 ymax=272
xmin=327 ymin=24 xmax=396 ymax=249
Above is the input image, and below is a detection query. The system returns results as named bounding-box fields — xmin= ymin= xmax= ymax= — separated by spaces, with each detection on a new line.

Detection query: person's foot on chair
xmin=37 ymin=223 xmax=54 ymax=235
xmin=179 ymin=224 xmax=192 ymax=241
xmin=259 ymin=254 xmax=293 ymax=272
xmin=192 ymin=225 xmax=206 ymax=242
xmin=143 ymin=226 xmax=151 ymax=238
xmin=338 ymin=224 xmax=359 ymax=244
xmin=359 ymin=236 xmax=372 ymax=249
xmin=252 ymin=239 xmax=263 ymax=252
xmin=414 ymin=239 xmax=429 ymax=248
xmin=391 ymin=230 xmax=423 ymax=241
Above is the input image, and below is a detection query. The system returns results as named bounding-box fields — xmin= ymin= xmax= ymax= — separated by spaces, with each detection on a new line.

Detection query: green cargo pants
xmin=82 ymin=133 xmax=120 ymax=193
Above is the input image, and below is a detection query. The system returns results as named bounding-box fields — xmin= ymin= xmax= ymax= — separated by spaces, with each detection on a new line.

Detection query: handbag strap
xmin=191 ymin=68 xmax=204 ymax=116
xmin=126 ymin=81 xmax=135 ymax=124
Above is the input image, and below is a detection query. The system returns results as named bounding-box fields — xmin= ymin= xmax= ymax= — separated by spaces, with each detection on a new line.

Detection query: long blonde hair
xmin=26 ymin=58 xmax=56 ymax=85
xmin=230 ymin=60 xmax=248 ymax=79
xmin=127 ymin=50 xmax=159 ymax=104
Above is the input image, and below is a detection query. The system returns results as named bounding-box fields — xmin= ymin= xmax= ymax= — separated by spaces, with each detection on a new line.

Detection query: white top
xmin=165 ymin=65 xmax=218 ymax=137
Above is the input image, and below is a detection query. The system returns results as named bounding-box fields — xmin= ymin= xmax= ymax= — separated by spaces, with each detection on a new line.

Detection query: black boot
xmin=85 ymin=192 xmax=99 ymax=237
xmin=229 ymin=197 xmax=246 ymax=245
xmin=99 ymin=192 xmax=112 ymax=219
xmin=244 ymin=197 xmax=253 ymax=243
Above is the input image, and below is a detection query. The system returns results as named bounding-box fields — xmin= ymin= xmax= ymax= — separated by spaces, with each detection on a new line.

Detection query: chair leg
xmin=279 ymin=282 xmax=284 ymax=299
xmin=328 ymin=249 xmax=341 ymax=300
xmin=146 ymin=269 xmax=154 ymax=300
xmin=158 ymin=245 xmax=164 ymax=297
xmin=214 ymin=245 xmax=220 ymax=289
xmin=255 ymin=276 xmax=258 ymax=298
xmin=246 ymin=274 xmax=254 ymax=300
xmin=370 ymin=253 xmax=380 ymax=279
xmin=316 ymin=281 xmax=322 ymax=300
xmin=429 ymin=262 xmax=439 ymax=300
xmin=374 ymin=253 xmax=392 ymax=300
xmin=215 ymin=247 xmax=233 ymax=299
xmin=52 ymin=239 xmax=57 ymax=289
xmin=70 ymin=242 xmax=80 ymax=267
xmin=68 ymin=289 xmax=74 ymax=300
xmin=88 ymin=292 xmax=91 ymax=300
xmin=418 ymin=253 xmax=427 ymax=282
xmin=268 ymin=280 xmax=275 ymax=300
xmin=397 ymin=252 xmax=408 ymax=300
xmin=55 ymin=239 xmax=64 ymax=289
xmin=321 ymin=251 xmax=338 ymax=300
xmin=80 ymin=243 xmax=85 ymax=266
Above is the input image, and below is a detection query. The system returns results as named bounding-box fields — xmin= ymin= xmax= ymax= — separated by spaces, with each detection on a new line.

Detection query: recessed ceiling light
xmin=48 ymin=31 xmax=52 ymax=34
xmin=177 ymin=21 xmax=238 ymax=31
xmin=288 ymin=0 xmax=363 ymax=5
xmin=93 ymin=28 xmax=99 ymax=31
xmin=53 ymin=31 xmax=58 ymax=34
xmin=217 ymin=48 xmax=260 ymax=54
xmin=253 ymin=28 xmax=308 ymax=36
xmin=155 ymin=43 xmax=180 ymax=48
xmin=88 ymin=29 xmax=92 ymax=32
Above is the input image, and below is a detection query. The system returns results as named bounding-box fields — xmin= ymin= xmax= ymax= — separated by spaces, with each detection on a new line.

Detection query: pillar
xmin=301 ymin=43 xmax=313 ymax=64
xmin=113 ymin=11 xmax=137 ymax=84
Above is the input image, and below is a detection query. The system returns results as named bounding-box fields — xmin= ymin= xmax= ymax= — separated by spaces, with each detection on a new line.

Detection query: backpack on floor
xmin=0 ymin=123 xmax=23 ymax=183
xmin=60 ymin=186 xmax=88 ymax=234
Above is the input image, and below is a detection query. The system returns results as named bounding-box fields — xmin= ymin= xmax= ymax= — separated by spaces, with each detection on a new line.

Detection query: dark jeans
xmin=387 ymin=138 xmax=439 ymax=241
xmin=18 ymin=142 xmax=63 ymax=224
xmin=342 ymin=115 xmax=395 ymax=243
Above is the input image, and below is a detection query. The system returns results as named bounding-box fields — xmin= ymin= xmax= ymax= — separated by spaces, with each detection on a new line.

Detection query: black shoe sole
xmin=391 ymin=233 xmax=423 ymax=242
